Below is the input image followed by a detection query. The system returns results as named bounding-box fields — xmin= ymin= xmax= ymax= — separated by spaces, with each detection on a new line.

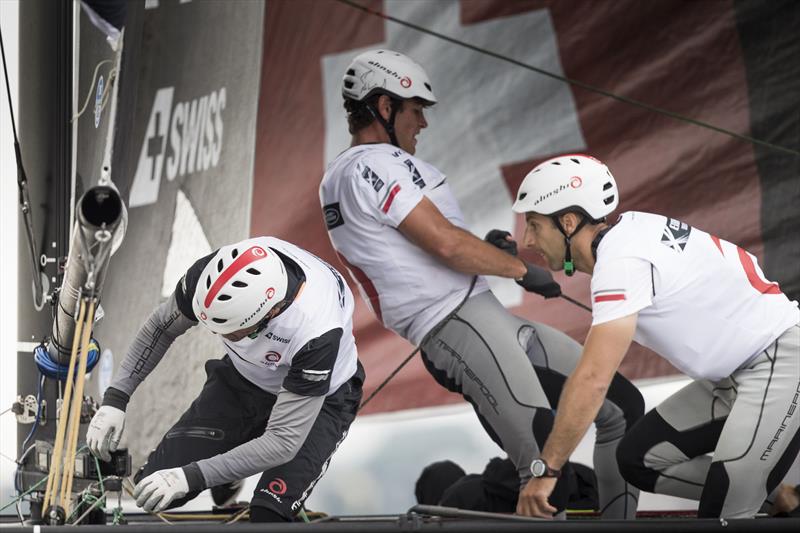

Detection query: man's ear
xmin=377 ymin=95 xmax=393 ymax=121
xmin=559 ymin=212 xmax=580 ymax=233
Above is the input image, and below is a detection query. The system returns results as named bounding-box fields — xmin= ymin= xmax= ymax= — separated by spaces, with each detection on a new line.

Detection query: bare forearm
xmin=439 ymin=227 xmax=527 ymax=278
xmin=541 ymin=371 xmax=609 ymax=469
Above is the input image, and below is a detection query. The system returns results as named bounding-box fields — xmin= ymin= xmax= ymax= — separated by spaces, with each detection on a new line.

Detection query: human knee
xmin=616 ymin=427 xmax=658 ymax=492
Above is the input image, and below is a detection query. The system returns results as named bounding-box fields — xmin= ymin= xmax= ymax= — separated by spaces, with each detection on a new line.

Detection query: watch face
xmin=531 ymin=460 xmax=546 ymax=477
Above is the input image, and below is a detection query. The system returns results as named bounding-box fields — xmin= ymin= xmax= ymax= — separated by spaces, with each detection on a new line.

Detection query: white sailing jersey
xmin=220 ymin=237 xmax=358 ymax=395
xmin=591 ymin=211 xmax=799 ymax=381
xmin=320 ymin=144 xmax=489 ymax=345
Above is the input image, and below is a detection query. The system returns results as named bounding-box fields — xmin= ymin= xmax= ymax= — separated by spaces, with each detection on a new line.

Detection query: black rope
xmin=359 ymin=276 xmax=478 ymax=411
xmin=1 ymin=21 xmax=45 ymax=309
xmin=560 ymin=293 xmax=591 ymax=313
xmin=335 ymin=0 xmax=799 ymax=158
xmin=0 ymin=23 xmax=18 ymax=140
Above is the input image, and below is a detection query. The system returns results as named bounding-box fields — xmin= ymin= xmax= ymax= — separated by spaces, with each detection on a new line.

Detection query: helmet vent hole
xmin=217 ymin=259 xmax=224 ymax=272
xmin=247 ymin=268 xmax=261 ymax=275
xmin=344 ymin=80 xmax=354 ymax=89
xmin=217 ymin=294 xmax=232 ymax=301
xmin=232 ymin=281 xmax=248 ymax=288
xmin=533 ymin=168 xmax=541 ymax=173
xmin=552 ymin=161 xmax=561 ymax=166
xmin=212 ymin=318 xmax=227 ymax=324
xmin=604 ymin=195 xmax=615 ymax=206
xmin=425 ymin=82 xmax=432 ymax=91
xmin=231 ymin=249 xmax=239 ymax=259
xmin=206 ymin=276 xmax=211 ymax=289
xmin=603 ymin=182 xmax=613 ymax=191
xmin=346 ymin=68 xmax=355 ymax=76
xmin=518 ymin=192 xmax=528 ymax=201
xmin=570 ymin=158 xmax=580 ymax=164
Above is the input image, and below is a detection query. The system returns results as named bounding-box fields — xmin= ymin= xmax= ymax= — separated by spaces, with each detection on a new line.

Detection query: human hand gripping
xmin=86 ymin=405 xmax=125 ymax=462
xmin=517 ymin=263 xmax=562 ymax=298
xmin=133 ymin=468 xmax=189 ymax=513
xmin=484 ymin=229 xmax=561 ymax=298
xmin=516 ymin=476 xmax=558 ymax=518
xmin=484 ymin=229 xmax=518 ymax=256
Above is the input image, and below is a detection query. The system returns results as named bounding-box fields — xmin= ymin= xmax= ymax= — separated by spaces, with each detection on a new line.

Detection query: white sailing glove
xmin=133 ymin=468 xmax=189 ymax=513
xmin=86 ymin=405 xmax=125 ymax=462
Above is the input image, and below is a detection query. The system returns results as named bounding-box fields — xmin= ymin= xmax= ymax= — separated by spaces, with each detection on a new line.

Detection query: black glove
xmin=517 ymin=263 xmax=562 ymax=298
xmin=485 ymin=229 xmax=518 ymax=256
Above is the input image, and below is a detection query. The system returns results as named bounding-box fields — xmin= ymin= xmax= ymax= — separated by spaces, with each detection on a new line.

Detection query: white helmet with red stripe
xmin=192 ymin=242 xmax=288 ymax=335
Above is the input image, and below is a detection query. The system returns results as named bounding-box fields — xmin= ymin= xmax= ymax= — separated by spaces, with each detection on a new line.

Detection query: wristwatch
xmin=530 ymin=458 xmax=561 ymax=478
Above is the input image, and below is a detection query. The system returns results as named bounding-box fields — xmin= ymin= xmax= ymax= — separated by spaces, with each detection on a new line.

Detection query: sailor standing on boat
xmin=320 ymin=49 xmax=645 ymax=518
xmin=86 ymin=237 xmax=363 ymax=522
xmin=512 ymin=154 xmax=800 ymax=519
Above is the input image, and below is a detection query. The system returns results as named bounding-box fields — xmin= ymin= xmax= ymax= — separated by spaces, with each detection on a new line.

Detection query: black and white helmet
xmin=342 ymin=49 xmax=437 ymax=104
xmin=192 ymin=243 xmax=288 ymax=335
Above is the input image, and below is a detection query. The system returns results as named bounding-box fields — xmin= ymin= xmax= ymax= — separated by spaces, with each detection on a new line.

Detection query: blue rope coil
xmin=33 ymin=340 xmax=101 ymax=381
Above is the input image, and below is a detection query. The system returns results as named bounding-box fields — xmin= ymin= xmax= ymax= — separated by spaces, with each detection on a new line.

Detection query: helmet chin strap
xmin=367 ymin=100 xmax=400 ymax=147
xmin=551 ymin=215 xmax=590 ymax=277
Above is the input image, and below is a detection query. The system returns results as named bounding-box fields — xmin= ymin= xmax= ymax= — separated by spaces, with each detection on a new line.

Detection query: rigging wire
xmin=0 ymin=22 xmax=47 ymax=309
xmin=335 ymin=0 xmax=799 ymax=158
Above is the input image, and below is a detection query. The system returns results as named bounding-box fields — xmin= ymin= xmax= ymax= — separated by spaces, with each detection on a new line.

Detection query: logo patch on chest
xmin=264 ymin=351 xmax=282 ymax=366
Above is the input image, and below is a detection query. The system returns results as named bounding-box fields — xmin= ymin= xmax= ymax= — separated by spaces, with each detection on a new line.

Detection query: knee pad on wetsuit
xmin=616 ymin=414 xmax=666 ymax=492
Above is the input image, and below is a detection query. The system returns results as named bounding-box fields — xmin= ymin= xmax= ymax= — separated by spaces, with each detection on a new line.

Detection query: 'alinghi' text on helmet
xmin=192 ymin=242 xmax=288 ymax=335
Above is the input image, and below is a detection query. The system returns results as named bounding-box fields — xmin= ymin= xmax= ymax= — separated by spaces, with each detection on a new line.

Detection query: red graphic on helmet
xmin=204 ymin=245 xmax=268 ymax=308
xmin=265 ymin=351 xmax=281 ymax=363
xmin=570 ymin=176 xmax=583 ymax=189
xmin=400 ymin=76 xmax=412 ymax=88
xmin=266 ymin=287 xmax=275 ymax=299
xmin=268 ymin=478 xmax=287 ymax=495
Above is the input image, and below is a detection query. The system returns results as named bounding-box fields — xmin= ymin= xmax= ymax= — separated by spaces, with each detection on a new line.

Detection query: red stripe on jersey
xmin=335 ymin=251 xmax=383 ymax=322
xmin=204 ymin=246 xmax=266 ymax=308
xmin=381 ymin=184 xmax=401 ymax=214
xmin=737 ymin=246 xmax=781 ymax=294
xmin=710 ymin=234 xmax=724 ymax=255
xmin=594 ymin=294 xmax=626 ymax=303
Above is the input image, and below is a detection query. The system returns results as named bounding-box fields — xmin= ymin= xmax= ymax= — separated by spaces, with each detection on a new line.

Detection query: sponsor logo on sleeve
xmin=403 ymin=159 xmax=426 ymax=188
xmin=360 ymin=165 xmax=385 ymax=192
xmin=323 ymin=202 xmax=345 ymax=230
xmin=661 ymin=218 xmax=692 ymax=252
